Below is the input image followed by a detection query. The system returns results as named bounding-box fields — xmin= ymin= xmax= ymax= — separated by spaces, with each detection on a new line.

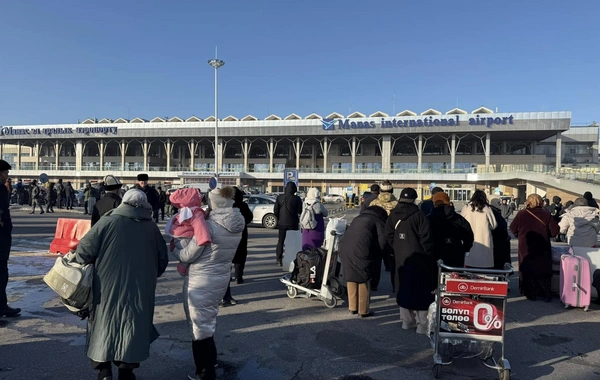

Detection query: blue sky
xmin=0 ymin=0 xmax=598 ymax=125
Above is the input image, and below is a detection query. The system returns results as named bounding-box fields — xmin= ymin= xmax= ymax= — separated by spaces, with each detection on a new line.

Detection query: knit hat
xmin=400 ymin=187 xmax=418 ymax=200
xmin=103 ymin=175 xmax=122 ymax=190
xmin=433 ymin=192 xmax=450 ymax=206
xmin=208 ymin=186 xmax=235 ymax=210
xmin=380 ymin=180 xmax=393 ymax=192
xmin=137 ymin=173 xmax=149 ymax=181
xmin=0 ymin=160 xmax=11 ymax=172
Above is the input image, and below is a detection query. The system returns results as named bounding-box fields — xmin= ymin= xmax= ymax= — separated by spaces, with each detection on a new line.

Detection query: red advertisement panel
xmin=446 ymin=279 xmax=508 ymax=296
xmin=439 ymin=296 xmax=504 ymax=337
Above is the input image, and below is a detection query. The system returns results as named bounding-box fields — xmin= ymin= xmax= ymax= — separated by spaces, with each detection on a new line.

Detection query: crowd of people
xmin=336 ymin=184 xmax=600 ymax=334
xmin=2 ymin=159 xmax=600 ymax=379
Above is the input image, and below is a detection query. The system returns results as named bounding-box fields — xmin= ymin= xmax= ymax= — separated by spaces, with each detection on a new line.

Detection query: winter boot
xmin=191 ymin=338 xmax=216 ymax=380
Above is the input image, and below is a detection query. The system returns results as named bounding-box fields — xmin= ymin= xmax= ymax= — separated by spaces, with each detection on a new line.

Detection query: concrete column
xmin=382 ymin=135 xmax=391 ymax=174
xmin=322 ymin=138 xmax=328 ymax=174
xmin=121 ymin=140 xmax=126 ymax=171
xmin=177 ymin=146 xmax=182 ymax=169
xmin=165 ymin=139 xmax=172 ymax=171
xmin=450 ymin=134 xmax=456 ymax=173
xmin=243 ymin=139 xmax=249 ymax=172
xmin=0 ymin=143 xmax=3 ymax=163
xmin=75 ymin=140 xmax=83 ymax=171
xmin=217 ymin=138 xmax=223 ymax=173
xmin=502 ymin=141 xmax=507 ymax=155
xmin=16 ymin=141 xmax=21 ymax=170
xmin=556 ymin=132 xmax=562 ymax=171
xmin=55 ymin=142 xmax=60 ymax=169
xmin=311 ymin=145 xmax=316 ymax=170
xmin=269 ymin=138 xmax=274 ymax=173
xmin=99 ymin=140 xmax=104 ymax=171
xmin=531 ymin=141 xmax=537 ymax=155
xmin=351 ymin=137 xmax=356 ymax=173
xmin=189 ymin=140 xmax=195 ymax=171
xmin=417 ymin=134 xmax=423 ymax=174
xmin=34 ymin=141 xmax=39 ymax=171
xmin=143 ymin=139 xmax=149 ymax=171
xmin=485 ymin=132 xmax=491 ymax=173
xmin=295 ymin=138 xmax=301 ymax=170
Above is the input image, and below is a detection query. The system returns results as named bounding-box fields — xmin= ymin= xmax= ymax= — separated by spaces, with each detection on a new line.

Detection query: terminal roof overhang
xmin=0 ymin=111 xmax=571 ymax=142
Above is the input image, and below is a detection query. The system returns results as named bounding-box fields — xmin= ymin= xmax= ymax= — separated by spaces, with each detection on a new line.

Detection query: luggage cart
xmin=430 ymin=260 xmax=514 ymax=380
xmin=280 ymin=230 xmax=342 ymax=308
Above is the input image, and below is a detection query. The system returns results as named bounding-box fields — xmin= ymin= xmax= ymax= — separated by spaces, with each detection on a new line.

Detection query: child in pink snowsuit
xmin=165 ymin=188 xmax=211 ymax=275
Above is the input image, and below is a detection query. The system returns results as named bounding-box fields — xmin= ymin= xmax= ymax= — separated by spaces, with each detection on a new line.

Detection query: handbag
xmin=43 ymin=251 xmax=94 ymax=319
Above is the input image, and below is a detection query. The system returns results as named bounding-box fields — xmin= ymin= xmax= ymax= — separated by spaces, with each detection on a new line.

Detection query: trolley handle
xmin=438 ymin=260 xmax=514 ymax=276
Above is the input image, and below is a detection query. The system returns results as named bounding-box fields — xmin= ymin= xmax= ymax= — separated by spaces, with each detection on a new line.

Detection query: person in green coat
xmin=75 ymin=189 xmax=169 ymax=380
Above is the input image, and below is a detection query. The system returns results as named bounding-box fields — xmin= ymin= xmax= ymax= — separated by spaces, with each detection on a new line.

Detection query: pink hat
xmin=169 ymin=188 xmax=203 ymax=209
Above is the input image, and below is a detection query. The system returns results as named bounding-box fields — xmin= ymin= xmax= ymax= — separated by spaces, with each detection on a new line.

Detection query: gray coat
xmin=173 ymin=207 xmax=245 ymax=340
xmin=75 ymin=204 xmax=169 ymax=363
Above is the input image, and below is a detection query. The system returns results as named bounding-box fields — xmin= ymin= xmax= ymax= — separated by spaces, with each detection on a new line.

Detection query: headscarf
xmin=121 ymin=189 xmax=152 ymax=211
xmin=305 ymin=187 xmax=320 ymax=206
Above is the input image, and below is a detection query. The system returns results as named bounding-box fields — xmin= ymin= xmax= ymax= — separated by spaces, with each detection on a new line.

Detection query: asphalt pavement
xmin=1 ymin=206 xmax=599 ymax=380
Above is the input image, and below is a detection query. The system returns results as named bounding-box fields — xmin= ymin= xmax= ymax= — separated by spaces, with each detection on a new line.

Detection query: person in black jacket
xmin=548 ymin=196 xmax=563 ymax=223
xmin=339 ymin=206 xmax=387 ymax=317
xmin=135 ymin=174 xmax=160 ymax=222
xmin=64 ymin=181 xmax=75 ymax=210
xmin=232 ymin=187 xmax=253 ymax=283
xmin=221 ymin=187 xmax=254 ymax=306
xmin=386 ymin=187 xmax=435 ymax=335
xmin=0 ymin=160 xmax=21 ymax=317
xmin=158 ymin=187 xmax=167 ymax=221
xmin=359 ymin=184 xmax=380 ymax=213
xmin=419 ymin=186 xmax=443 ymax=217
xmin=273 ymin=182 xmax=303 ymax=266
xmin=55 ymin=178 xmax=64 ymax=209
xmin=489 ymin=198 xmax=512 ymax=270
xmin=583 ymin=191 xmax=599 ymax=209
xmin=427 ymin=192 xmax=473 ymax=269
xmin=45 ymin=182 xmax=56 ymax=213
xmin=91 ymin=175 xmax=123 ymax=226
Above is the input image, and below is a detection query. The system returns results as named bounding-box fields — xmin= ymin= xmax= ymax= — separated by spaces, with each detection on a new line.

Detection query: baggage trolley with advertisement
xmin=429 ymin=260 xmax=514 ymax=380
xmin=279 ymin=220 xmax=346 ymax=308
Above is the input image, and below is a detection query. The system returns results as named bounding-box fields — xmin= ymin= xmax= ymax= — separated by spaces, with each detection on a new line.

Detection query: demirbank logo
xmin=321 ymin=119 xmax=336 ymax=130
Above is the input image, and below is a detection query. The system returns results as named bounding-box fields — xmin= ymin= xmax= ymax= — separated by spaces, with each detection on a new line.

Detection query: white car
xmin=244 ymin=194 xmax=278 ymax=228
xmin=323 ymin=194 xmax=345 ymax=203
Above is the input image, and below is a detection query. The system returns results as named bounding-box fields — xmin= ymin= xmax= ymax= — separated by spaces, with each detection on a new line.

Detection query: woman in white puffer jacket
xmin=172 ymin=186 xmax=245 ymax=380
xmin=559 ymin=197 xmax=600 ymax=247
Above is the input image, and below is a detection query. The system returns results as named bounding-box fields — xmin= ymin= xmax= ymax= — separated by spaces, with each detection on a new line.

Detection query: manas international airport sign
xmin=321 ymin=115 xmax=514 ymax=130
xmin=0 ymin=126 xmax=118 ymax=137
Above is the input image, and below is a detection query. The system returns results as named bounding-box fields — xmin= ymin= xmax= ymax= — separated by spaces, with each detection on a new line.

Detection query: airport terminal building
xmin=0 ymin=107 xmax=597 ymax=200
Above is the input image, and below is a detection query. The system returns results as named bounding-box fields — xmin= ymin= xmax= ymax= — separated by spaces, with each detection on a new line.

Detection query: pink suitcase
xmin=560 ymin=255 xmax=591 ymax=311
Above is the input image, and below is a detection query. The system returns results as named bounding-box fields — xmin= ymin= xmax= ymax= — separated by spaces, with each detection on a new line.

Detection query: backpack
xmin=300 ymin=203 xmax=317 ymax=230
xmin=43 ymin=251 xmax=94 ymax=319
xmin=292 ymin=248 xmax=326 ymax=289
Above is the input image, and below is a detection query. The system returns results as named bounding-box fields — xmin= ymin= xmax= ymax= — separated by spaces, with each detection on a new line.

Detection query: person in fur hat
xmin=172 ymin=186 xmax=245 ymax=380
xmin=135 ymin=173 xmax=160 ymax=222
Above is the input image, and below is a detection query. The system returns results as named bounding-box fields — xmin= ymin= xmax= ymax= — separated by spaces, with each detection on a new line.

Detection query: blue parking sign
xmin=283 ymin=169 xmax=299 ymax=188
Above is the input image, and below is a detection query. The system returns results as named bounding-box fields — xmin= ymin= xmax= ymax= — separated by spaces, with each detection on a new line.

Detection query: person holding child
xmin=170 ymin=187 xmax=245 ymax=380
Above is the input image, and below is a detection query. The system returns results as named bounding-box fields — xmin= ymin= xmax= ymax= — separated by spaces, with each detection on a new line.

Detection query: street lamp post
xmin=208 ymin=55 xmax=225 ymax=176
